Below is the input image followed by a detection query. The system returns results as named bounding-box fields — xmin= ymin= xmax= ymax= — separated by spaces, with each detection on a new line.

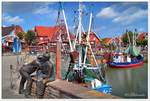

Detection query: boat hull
xmin=108 ymin=60 xmax=144 ymax=68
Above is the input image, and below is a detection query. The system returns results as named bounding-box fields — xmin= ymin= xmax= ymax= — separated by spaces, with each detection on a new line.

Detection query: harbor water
xmin=106 ymin=63 xmax=148 ymax=98
xmin=60 ymin=54 xmax=148 ymax=98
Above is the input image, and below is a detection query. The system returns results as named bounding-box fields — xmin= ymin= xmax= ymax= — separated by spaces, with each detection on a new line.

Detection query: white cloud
xmin=43 ymin=2 xmax=56 ymax=6
xmin=2 ymin=2 xmax=56 ymax=15
xmin=138 ymin=28 xmax=144 ymax=32
xmin=96 ymin=5 xmax=147 ymax=25
xmin=97 ymin=5 xmax=147 ymax=25
xmin=94 ymin=26 xmax=106 ymax=33
xmin=82 ymin=4 xmax=87 ymax=11
xmin=34 ymin=6 xmax=50 ymax=14
xmin=2 ymin=25 xmax=6 ymax=27
xmin=96 ymin=7 xmax=118 ymax=18
xmin=3 ymin=15 xmax=23 ymax=24
xmin=33 ymin=3 xmax=57 ymax=15
xmin=33 ymin=4 xmax=58 ymax=20
xmin=112 ymin=7 xmax=147 ymax=25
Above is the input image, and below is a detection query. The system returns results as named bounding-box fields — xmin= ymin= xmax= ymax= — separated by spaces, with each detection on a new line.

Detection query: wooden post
xmin=56 ymin=41 xmax=61 ymax=79
xmin=10 ymin=65 xmax=13 ymax=89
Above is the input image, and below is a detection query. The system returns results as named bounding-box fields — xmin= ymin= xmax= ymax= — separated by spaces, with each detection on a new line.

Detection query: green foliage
xmin=136 ymin=39 xmax=147 ymax=46
xmin=122 ymin=30 xmax=147 ymax=46
xmin=32 ymin=39 xmax=37 ymax=45
xmin=122 ymin=31 xmax=138 ymax=45
xmin=25 ymin=30 xmax=36 ymax=45
xmin=122 ymin=34 xmax=128 ymax=44
xmin=16 ymin=32 xmax=25 ymax=40
xmin=142 ymin=39 xmax=148 ymax=46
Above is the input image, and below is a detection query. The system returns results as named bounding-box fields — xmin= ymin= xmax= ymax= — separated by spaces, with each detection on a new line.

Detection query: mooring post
xmin=10 ymin=65 xmax=13 ymax=89
xmin=56 ymin=40 xmax=61 ymax=79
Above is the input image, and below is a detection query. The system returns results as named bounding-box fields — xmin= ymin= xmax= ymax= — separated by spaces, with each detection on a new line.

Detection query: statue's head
xmin=43 ymin=52 xmax=50 ymax=61
xmin=37 ymin=54 xmax=43 ymax=60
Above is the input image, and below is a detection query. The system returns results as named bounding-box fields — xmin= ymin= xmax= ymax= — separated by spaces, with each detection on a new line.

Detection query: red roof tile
xmin=103 ymin=38 xmax=112 ymax=44
xmin=82 ymin=32 xmax=101 ymax=44
xmin=137 ymin=32 xmax=148 ymax=41
xmin=89 ymin=32 xmax=101 ymax=44
xmin=35 ymin=26 xmax=59 ymax=40
xmin=14 ymin=25 xmax=24 ymax=34
xmin=35 ymin=26 xmax=75 ymax=41
xmin=2 ymin=25 xmax=24 ymax=36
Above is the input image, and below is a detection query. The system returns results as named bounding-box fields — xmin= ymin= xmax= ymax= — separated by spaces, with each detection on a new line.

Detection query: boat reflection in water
xmin=106 ymin=63 xmax=148 ymax=98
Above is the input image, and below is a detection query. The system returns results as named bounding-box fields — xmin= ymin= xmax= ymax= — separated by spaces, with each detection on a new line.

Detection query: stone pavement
xmin=2 ymin=55 xmax=25 ymax=98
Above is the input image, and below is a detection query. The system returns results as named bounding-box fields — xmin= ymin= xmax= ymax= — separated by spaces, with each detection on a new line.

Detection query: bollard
xmin=56 ymin=41 xmax=61 ymax=79
xmin=10 ymin=65 xmax=14 ymax=89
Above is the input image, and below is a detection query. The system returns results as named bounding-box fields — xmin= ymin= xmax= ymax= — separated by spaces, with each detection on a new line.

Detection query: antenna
xmin=134 ymin=28 xmax=137 ymax=46
xmin=56 ymin=2 xmax=62 ymax=26
xmin=90 ymin=3 xmax=94 ymax=32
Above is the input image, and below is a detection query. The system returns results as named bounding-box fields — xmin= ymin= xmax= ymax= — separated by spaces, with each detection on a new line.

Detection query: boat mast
xmin=83 ymin=12 xmax=92 ymax=66
xmin=82 ymin=6 xmax=100 ymax=70
xmin=134 ymin=29 xmax=137 ymax=46
xmin=61 ymin=3 xmax=73 ymax=52
xmin=133 ymin=29 xmax=137 ymax=46
xmin=126 ymin=30 xmax=131 ymax=45
xmin=78 ymin=2 xmax=83 ymax=67
xmin=132 ymin=29 xmax=134 ymax=46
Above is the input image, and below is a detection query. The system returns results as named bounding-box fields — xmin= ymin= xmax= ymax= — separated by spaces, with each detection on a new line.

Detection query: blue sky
xmin=2 ymin=2 xmax=148 ymax=38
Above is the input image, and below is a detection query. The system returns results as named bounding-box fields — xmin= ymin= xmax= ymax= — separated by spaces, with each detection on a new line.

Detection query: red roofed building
xmin=2 ymin=25 xmax=24 ymax=44
xmin=89 ymin=32 xmax=101 ymax=45
xmin=2 ymin=25 xmax=24 ymax=52
xmin=137 ymin=32 xmax=148 ymax=41
xmin=103 ymin=38 xmax=112 ymax=45
xmin=34 ymin=25 xmax=75 ymax=45
xmin=81 ymin=32 xmax=101 ymax=45
xmin=35 ymin=26 xmax=58 ymax=41
xmin=2 ymin=24 xmax=24 ymax=37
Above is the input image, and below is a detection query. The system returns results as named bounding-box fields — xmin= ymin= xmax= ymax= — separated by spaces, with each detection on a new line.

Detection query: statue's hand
xmin=43 ymin=78 xmax=49 ymax=84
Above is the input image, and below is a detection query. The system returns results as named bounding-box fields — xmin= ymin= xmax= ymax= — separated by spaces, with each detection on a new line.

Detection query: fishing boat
xmin=108 ymin=30 xmax=144 ymax=68
xmin=109 ymin=58 xmax=144 ymax=68
xmin=60 ymin=3 xmax=112 ymax=94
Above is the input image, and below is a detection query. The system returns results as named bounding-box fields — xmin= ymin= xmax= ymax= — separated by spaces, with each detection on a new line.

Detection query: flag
xmin=13 ymin=37 xmax=22 ymax=53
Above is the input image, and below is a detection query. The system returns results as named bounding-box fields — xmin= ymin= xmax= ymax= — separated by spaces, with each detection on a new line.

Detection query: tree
xmin=142 ymin=39 xmax=148 ymax=46
xmin=25 ymin=30 xmax=36 ymax=45
xmin=122 ymin=30 xmax=138 ymax=46
xmin=136 ymin=39 xmax=147 ymax=46
xmin=16 ymin=32 xmax=25 ymax=40
xmin=122 ymin=31 xmax=132 ymax=44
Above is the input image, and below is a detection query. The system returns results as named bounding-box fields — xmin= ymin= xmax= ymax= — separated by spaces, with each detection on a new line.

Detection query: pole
xmin=61 ymin=4 xmax=73 ymax=52
xmin=133 ymin=30 xmax=134 ymax=46
xmin=78 ymin=2 xmax=82 ymax=67
xmin=83 ymin=13 xmax=93 ymax=66
xmin=56 ymin=40 xmax=61 ymax=79
xmin=10 ymin=65 xmax=13 ymax=89
xmin=134 ymin=29 xmax=137 ymax=46
xmin=127 ymin=30 xmax=131 ymax=45
xmin=73 ymin=26 xmax=79 ymax=50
